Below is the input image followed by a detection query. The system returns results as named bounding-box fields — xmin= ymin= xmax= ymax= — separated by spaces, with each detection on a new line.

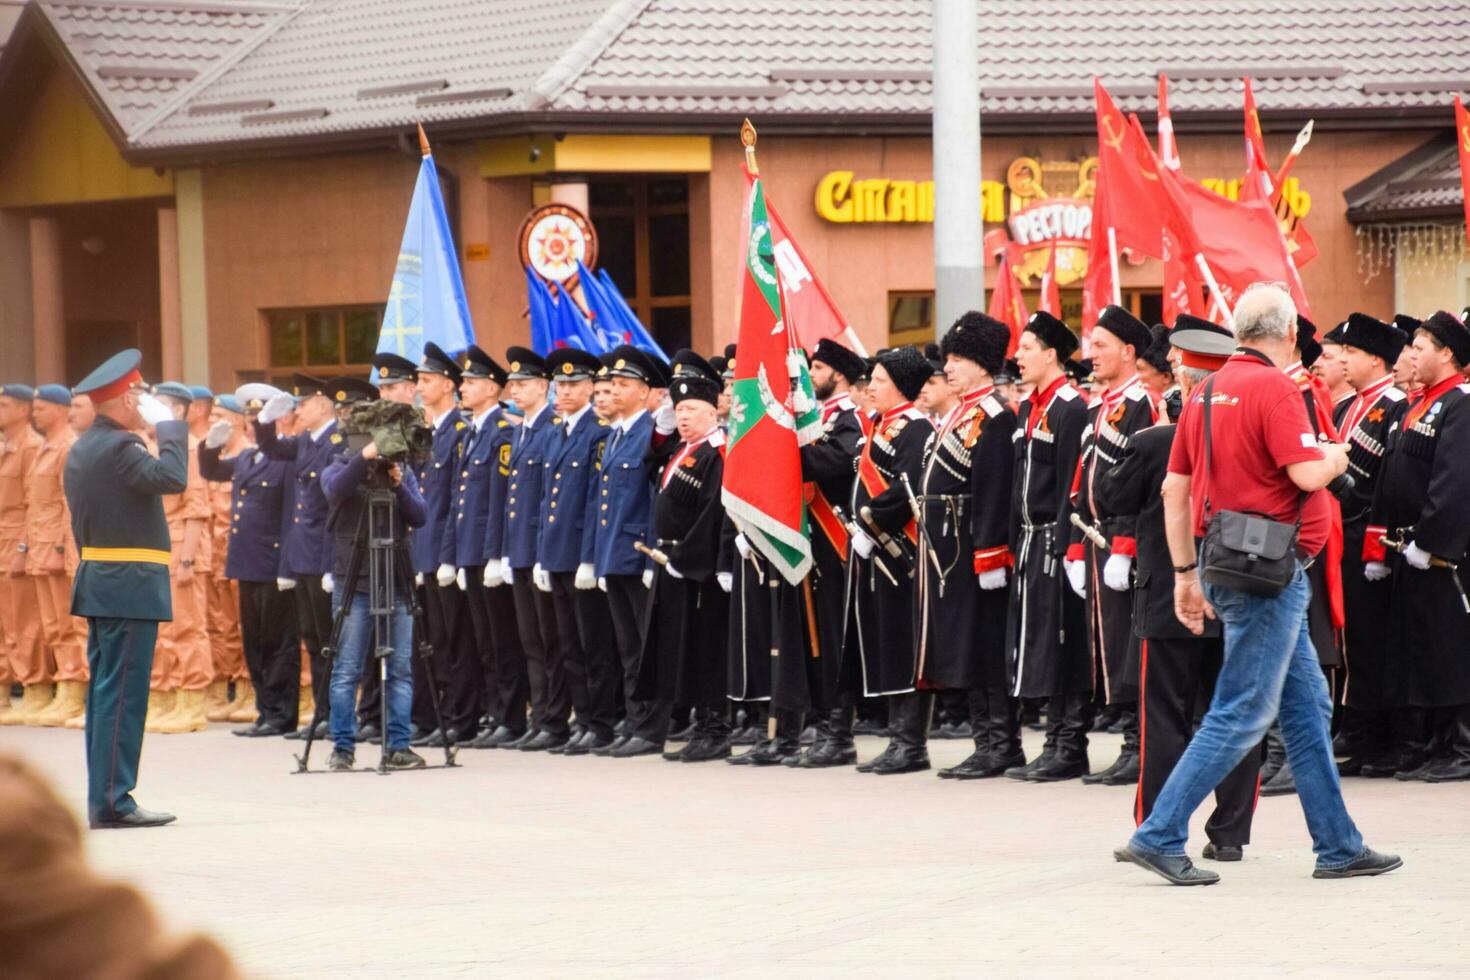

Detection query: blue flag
xmin=524 ymin=266 xmax=555 ymax=354
xmin=377 ymin=154 xmax=475 ymax=364
xmin=577 ymin=260 xmax=668 ymax=362
xmin=526 ymin=267 xmax=602 ymax=354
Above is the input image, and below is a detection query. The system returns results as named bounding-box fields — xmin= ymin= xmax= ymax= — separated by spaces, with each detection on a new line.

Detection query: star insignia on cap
xmin=463 ymin=358 xmax=472 ymax=369
xmin=378 ymin=367 xmax=389 ymax=379
xmin=614 ymin=359 xmax=625 ymax=370
xmin=562 ymin=363 xmax=574 ymax=375
xmin=511 ymin=361 xmax=521 ymax=372
xmin=335 ymin=390 xmax=347 ymax=402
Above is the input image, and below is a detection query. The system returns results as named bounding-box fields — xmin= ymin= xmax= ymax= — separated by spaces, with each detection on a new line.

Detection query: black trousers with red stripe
xmin=1135 ymin=633 xmax=1261 ymax=848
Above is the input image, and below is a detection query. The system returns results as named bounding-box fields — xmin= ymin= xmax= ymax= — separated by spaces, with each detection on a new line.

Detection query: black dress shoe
xmin=939 ymin=721 xmax=973 ymax=740
xmin=234 ymin=721 xmax=290 ymax=738
xmin=410 ymin=727 xmax=441 ymax=747
xmin=1005 ymin=751 xmax=1052 ymax=781
xmin=478 ymin=726 xmax=522 ymax=748
xmin=1260 ymin=760 xmax=1297 ymax=796
xmin=564 ymin=732 xmax=611 ymax=757
xmin=328 ymin=749 xmax=356 ymax=771
xmin=870 ymin=745 xmax=929 ymax=775
xmin=1027 ymin=752 xmax=1089 ymax=782
xmin=937 ymin=748 xmax=1021 ymax=780
xmin=856 ymin=741 xmax=901 ymax=773
xmin=1421 ymin=757 xmax=1470 ymax=782
xmin=384 ymin=748 xmax=427 ymax=770
xmin=1097 ymin=752 xmax=1140 ymax=786
xmin=423 ymin=727 xmax=466 ymax=748
xmin=519 ymin=730 xmax=569 ymax=752
xmin=679 ymin=735 xmax=732 ymax=762
xmin=852 ymin=718 xmax=887 ymax=736
xmin=614 ymin=718 xmax=628 ymax=737
xmin=505 ymin=728 xmax=539 ymax=750
xmin=610 ymin=735 xmax=662 ymax=758
xmin=1313 ymin=847 xmax=1403 ymax=879
xmin=730 ymin=725 xmax=759 ymax=746
xmin=799 ymin=724 xmax=818 ymax=745
xmin=1202 ymin=842 xmax=1243 ymax=862
xmin=1114 ymin=844 xmax=1220 ymax=885
xmin=669 ymin=720 xmax=697 ymax=741
xmin=592 ymin=735 xmax=628 ymax=756
xmin=728 ymin=741 xmax=796 ymax=766
xmin=1081 ymin=754 xmax=1126 ymax=785
xmin=284 ymin=721 xmax=327 ymax=741
xmin=785 ymin=742 xmax=857 ymax=769
xmin=90 ymin=806 xmax=177 ymax=830
xmin=356 ymin=723 xmax=380 ymax=741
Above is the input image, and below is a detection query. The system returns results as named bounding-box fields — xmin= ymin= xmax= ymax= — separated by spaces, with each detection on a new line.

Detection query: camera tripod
xmin=293 ymin=480 xmax=459 ymax=774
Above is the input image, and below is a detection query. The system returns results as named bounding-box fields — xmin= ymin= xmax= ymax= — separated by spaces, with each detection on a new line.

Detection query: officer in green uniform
xmin=64 ymin=350 xmax=189 ymax=829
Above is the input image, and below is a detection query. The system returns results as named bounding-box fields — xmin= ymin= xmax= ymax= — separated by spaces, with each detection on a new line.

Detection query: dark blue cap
xmin=546 ymin=347 xmax=602 ymax=382
xmin=1 ymin=384 xmax=34 ymax=402
xmin=35 ymin=384 xmax=71 ymax=406
xmin=417 ymin=342 xmax=463 ymax=385
xmin=459 ymin=345 xmax=507 ymax=385
xmin=603 ymin=345 xmax=668 ymax=387
xmin=372 ymin=352 xmax=417 ymax=384
xmin=505 ymin=346 xmax=549 ymax=381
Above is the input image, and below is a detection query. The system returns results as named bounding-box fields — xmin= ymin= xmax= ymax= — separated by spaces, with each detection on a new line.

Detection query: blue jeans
xmin=330 ymin=591 xmax=413 ymax=752
xmin=1130 ymin=561 xmax=1364 ymax=869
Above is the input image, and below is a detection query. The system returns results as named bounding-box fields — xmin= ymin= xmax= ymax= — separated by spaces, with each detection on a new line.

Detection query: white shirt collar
xmin=430 ymin=407 xmax=455 ymax=431
xmin=562 ymin=402 xmax=592 ymax=432
xmin=620 ymin=408 xmax=648 ymax=432
xmin=523 ymin=403 xmax=549 ymax=429
xmin=309 ymin=419 xmax=334 ymax=442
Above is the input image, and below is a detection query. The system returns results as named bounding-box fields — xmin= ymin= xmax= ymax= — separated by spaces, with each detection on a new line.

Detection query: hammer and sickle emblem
xmin=1101 ymin=113 xmax=1126 ymax=152
xmin=1461 ymin=124 xmax=1470 ymax=154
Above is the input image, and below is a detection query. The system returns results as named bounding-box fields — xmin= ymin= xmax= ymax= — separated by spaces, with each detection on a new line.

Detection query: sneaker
xmin=384 ymin=748 xmax=427 ymax=770
xmin=328 ymin=749 xmax=355 ymax=771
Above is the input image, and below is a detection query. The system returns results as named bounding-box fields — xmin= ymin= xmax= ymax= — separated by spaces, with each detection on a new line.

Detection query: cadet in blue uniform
xmin=448 ymin=346 xmax=522 ymax=748
xmin=199 ymin=385 xmax=299 ymax=737
xmin=500 ymin=346 xmax=566 ymax=750
xmin=255 ymin=374 xmax=341 ymax=737
xmin=410 ymin=342 xmax=477 ymax=748
xmin=590 ymin=346 xmax=670 ymax=758
xmin=65 ymin=350 xmax=188 ymax=828
xmin=539 ymin=348 xmax=617 ymax=755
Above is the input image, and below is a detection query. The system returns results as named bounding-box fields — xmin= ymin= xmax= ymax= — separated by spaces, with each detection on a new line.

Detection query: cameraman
xmin=320 ymin=433 xmax=429 ymax=771
xmin=1116 ymin=283 xmax=1399 ymax=886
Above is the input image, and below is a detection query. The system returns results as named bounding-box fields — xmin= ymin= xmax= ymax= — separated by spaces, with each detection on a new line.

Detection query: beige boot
xmin=227 ymin=677 xmax=258 ymax=723
xmin=0 ymin=684 xmax=54 ymax=726
xmin=203 ymin=679 xmax=233 ymax=722
xmin=64 ymin=698 xmax=88 ymax=730
xmin=143 ymin=689 xmax=177 ymax=733
xmin=156 ymin=688 xmax=209 ymax=734
xmin=33 ymin=681 xmax=86 ymax=727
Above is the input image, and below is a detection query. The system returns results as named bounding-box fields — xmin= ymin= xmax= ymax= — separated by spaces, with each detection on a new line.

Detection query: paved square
xmin=4 ymin=724 xmax=1466 ymax=978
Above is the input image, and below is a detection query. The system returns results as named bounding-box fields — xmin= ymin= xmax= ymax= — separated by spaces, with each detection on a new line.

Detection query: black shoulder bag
xmin=1197 ymin=356 xmax=1304 ymax=597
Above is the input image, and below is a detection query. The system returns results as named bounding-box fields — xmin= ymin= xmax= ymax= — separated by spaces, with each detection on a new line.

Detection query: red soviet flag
xmin=1082 ymin=172 xmax=1114 ymax=331
xmin=1093 ymin=78 xmax=1169 ymax=260
xmin=989 ymin=245 xmax=1030 ymax=356
xmin=1038 ymin=242 xmax=1061 ymax=316
xmin=1157 ymin=73 xmax=1181 ymax=171
xmin=1456 ymin=97 xmax=1470 ymax=253
xmin=1161 ymin=226 xmax=1210 ymax=324
xmin=1243 ymin=78 xmax=1274 ymax=197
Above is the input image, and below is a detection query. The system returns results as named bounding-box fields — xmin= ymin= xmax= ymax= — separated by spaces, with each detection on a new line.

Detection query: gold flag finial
xmin=741 ymin=118 xmax=758 ymax=175
xmin=417 ymin=122 xmax=431 ymax=158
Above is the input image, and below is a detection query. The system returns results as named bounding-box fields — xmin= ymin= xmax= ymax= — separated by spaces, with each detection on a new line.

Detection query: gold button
xmin=508 ymin=498 xmax=515 ymax=505
xmin=294 ymin=517 xmax=300 ymax=523
xmin=547 ymin=516 xmax=555 ymax=524
xmin=273 ymin=542 xmax=278 ymax=548
xmin=459 ymin=484 xmax=466 ymax=491
xmin=555 ymin=473 xmax=561 ymax=480
xmin=461 ymin=470 xmax=469 ymax=477
xmin=551 ymin=487 xmax=559 ymax=495
xmin=241 ymin=488 xmax=248 ymax=495
xmin=550 ymin=501 xmax=557 ymax=509
xmin=509 ymin=511 xmax=516 ymax=519
xmin=601 ymin=504 xmax=608 ymax=511
xmin=231 ymin=528 xmax=238 ymax=535
xmin=600 ymin=519 xmax=607 ymax=526
xmin=309 ymin=471 xmax=316 ymax=478
xmin=601 ymin=489 xmax=607 ymax=496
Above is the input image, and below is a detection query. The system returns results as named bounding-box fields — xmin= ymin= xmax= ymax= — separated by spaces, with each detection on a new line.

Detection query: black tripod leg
xmin=295 ymin=507 xmax=368 ymax=773
xmin=395 ymin=543 xmax=457 ymax=767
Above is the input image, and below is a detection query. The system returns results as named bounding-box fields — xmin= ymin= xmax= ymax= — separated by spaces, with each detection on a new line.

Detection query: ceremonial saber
xmin=834 ymin=502 xmax=900 ymax=587
xmin=1380 ymin=535 xmax=1469 ymax=612
xmin=1069 ymin=512 xmax=1110 ymax=551
xmin=632 ymin=541 xmax=669 ymax=567
xmin=900 ymin=473 xmax=946 ymax=585
xmin=1273 ymin=119 xmax=1314 ymax=195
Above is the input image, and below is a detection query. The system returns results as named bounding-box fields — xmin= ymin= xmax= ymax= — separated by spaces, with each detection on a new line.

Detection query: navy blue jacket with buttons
xmin=255 ymin=418 xmax=339 ymax=577
xmin=199 ymin=442 xmax=291 ymax=583
xmin=453 ymin=405 xmax=515 ymax=568
xmin=536 ymin=407 xmax=612 ymax=573
xmin=592 ymin=409 xmax=657 ymax=578
xmin=502 ymin=404 xmax=558 ymax=570
xmin=411 ymin=407 xmax=467 ymax=574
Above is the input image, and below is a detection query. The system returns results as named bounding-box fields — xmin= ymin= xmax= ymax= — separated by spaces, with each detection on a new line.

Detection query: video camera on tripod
xmin=341 ymin=399 xmax=434 ymax=469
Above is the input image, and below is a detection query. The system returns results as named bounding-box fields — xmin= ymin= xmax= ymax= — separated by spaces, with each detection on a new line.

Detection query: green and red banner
xmin=722 ymin=164 xmax=822 ymax=586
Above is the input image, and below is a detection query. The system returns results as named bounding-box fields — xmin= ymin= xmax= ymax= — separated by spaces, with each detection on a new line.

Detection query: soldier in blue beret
xmin=64 ymin=349 xmax=188 ymax=828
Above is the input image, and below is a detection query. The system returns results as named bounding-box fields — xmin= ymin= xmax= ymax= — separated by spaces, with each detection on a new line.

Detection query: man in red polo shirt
xmin=1115 ymin=283 xmax=1400 ymax=886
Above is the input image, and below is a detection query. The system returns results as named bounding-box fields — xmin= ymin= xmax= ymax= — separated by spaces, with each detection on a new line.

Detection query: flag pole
xmin=1106 ymin=226 xmax=1123 ymax=305
xmin=417 ymin=122 xmax=431 ymax=158
xmin=742 ymin=117 xmax=759 ymax=175
xmin=1273 ymin=119 xmax=1313 ymax=192
xmin=1193 ymin=254 xmax=1236 ymax=330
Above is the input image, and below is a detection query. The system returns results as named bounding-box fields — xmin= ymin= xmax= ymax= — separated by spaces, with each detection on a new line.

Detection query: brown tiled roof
xmin=1345 ymin=133 xmax=1464 ymax=222
xmin=9 ymin=0 xmax=1470 ymax=160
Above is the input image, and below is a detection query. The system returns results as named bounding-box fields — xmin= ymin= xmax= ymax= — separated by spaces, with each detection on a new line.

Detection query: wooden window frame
xmin=254 ymin=304 xmax=384 ymax=388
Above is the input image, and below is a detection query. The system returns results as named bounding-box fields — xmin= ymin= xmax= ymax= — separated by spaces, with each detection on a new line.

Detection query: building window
xmin=588 ymin=177 xmax=692 ymax=351
xmin=257 ymin=306 xmax=383 ymax=387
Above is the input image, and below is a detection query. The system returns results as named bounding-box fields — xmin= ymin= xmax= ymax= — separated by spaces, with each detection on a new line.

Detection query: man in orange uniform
xmin=145 ymin=383 xmax=213 ymax=734
xmin=0 ymin=385 xmax=46 ymax=724
xmin=192 ymin=388 xmax=249 ymax=720
xmin=27 ymin=386 xmax=87 ymax=727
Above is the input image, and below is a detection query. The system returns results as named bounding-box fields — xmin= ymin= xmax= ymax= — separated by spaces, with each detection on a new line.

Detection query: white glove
xmin=258 ymin=392 xmax=294 ymax=424
xmin=435 ymin=563 xmax=456 ymax=588
xmin=414 ymin=572 xmax=424 ymax=587
xmin=597 ymin=576 xmax=608 ymax=592
xmin=502 ymin=561 xmax=514 ymax=586
xmin=851 ymin=530 xmax=876 ymax=560
xmin=575 ymin=563 xmax=596 ymax=590
xmin=455 ymin=568 xmax=467 ymax=591
xmin=136 ymin=393 xmax=174 ymax=427
xmin=977 ymin=567 xmax=1008 ymax=591
xmin=1363 ymin=561 xmax=1391 ymax=582
xmin=653 ymin=398 xmax=676 ymax=434
xmin=1404 ymin=541 xmax=1432 ymax=570
xmin=483 ymin=558 xmax=503 ymax=588
xmin=665 ymin=564 xmax=684 ymax=580
xmin=1065 ymin=559 xmax=1087 ymax=598
xmin=533 ymin=563 xmax=551 ymax=592
xmin=716 ymin=571 xmax=733 ymax=593
xmin=320 ymin=573 xmax=334 ymax=594
xmin=734 ymin=532 xmax=752 ymax=560
xmin=276 ymin=577 xmax=296 ymax=592
xmin=205 ymin=420 xmax=232 ymax=449
xmin=642 ymin=568 xmax=654 ymax=589
xmin=1103 ymin=553 xmax=1133 ymax=592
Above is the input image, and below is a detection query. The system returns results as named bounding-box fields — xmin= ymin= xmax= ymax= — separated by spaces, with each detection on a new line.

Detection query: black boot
xmin=1027 ymin=693 xmax=1092 ymax=782
xmin=1007 ymin=698 xmax=1061 ymax=781
xmin=1083 ymin=704 xmax=1139 ymax=786
xmin=1421 ymin=704 xmax=1470 ymax=782
xmin=1260 ymin=757 xmax=1297 ymax=795
xmin=871 ymin=692 xmax=932 ymax=775
xmin=787 ymin=706 xmax=857 ymax=768
xmin=1260 ymin=723 xmax=1287 ymax=783
xmin=730 ymin=708 xmax=801 ymax=765
xmin=938 ymin=690 xmax=992 ymax=780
